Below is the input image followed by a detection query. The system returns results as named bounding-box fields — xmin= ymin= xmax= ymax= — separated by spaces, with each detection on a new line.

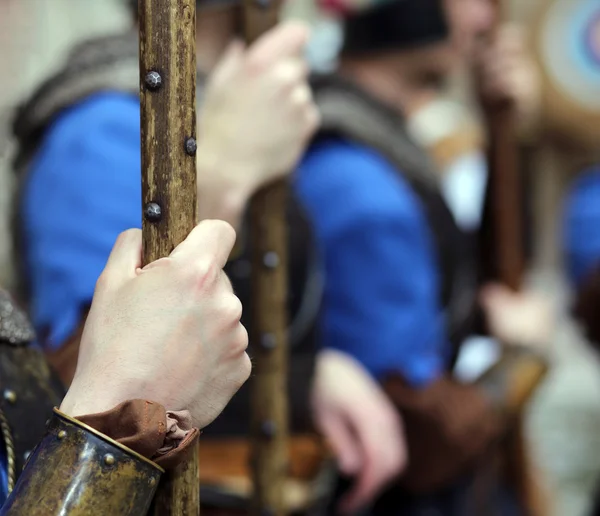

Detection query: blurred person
xmin=295 ymin=0 xmax=552 ymax=514
xmin=9 ymin=1 xmax=404 ymax=514
xmin=0 ymin=222 xmax=252 ymax=513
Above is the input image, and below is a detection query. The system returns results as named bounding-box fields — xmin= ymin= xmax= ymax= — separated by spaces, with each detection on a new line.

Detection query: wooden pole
xmin=243 ymin=2 xmax=289 ymax=516
xmin=478 ymin=3 xmax=545 ymax=515
xmin=138 ymin=0 xmax=199 ymax=514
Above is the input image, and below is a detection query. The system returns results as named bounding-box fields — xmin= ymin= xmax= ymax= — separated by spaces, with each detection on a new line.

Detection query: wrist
xmin=60 ymin=381 xmax=122 ymax=418
xmin=196 ymin=152 xmax=255 ymax=229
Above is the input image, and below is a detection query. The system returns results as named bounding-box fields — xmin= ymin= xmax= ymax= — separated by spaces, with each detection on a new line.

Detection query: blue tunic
xmin=22 ymin=92 xmax=449 ymax=387
xmin=563 ymin=166 xmax=600 ymax=287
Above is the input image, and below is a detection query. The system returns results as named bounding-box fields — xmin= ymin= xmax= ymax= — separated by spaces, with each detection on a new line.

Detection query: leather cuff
xmin=1 ymin=409 xmax=162 ymax=516
xmin=77 ymin=399 xmax=200 ymax=470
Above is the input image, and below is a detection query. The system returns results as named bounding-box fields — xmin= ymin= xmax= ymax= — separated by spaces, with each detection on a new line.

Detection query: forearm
xmin=1 ymin=407 xmax=161 ymax=516
xmin=2 ymin=401 xmax=199 ymax=515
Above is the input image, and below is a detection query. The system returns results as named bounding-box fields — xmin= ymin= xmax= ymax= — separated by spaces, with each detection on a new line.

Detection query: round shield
xmin=534 ymin=0 xmax=600 ymax=151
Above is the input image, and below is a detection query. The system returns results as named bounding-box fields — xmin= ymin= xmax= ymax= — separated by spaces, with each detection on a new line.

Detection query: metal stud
xmin=23 ymin=450 xmax=31 ymax=462
xmin=185 ymin=137 xmax=197 ymax=156
xmin=104 ymin=454 xmax=116 ymax=466
xmin=260 ymin=333 xmax=277 ymax=351
xmin=231 ymin=259 xmax=251 ymax=279
xmin=260 ymin=420 xmax=277 ymax=439
xmin=263 ymin=252 xmax=280 ymax=269
xmin=144 ymin=71 xmax=162 ymax=90
xmin=57 ymin=430 xmax=67 ymax=440
xmin=144 ymin=202 xmax=162 ymax=223
xmin=3 ymin=390 xmax=16 ymax=404
xmin=149 ymin=477 xmax=157 ymax=487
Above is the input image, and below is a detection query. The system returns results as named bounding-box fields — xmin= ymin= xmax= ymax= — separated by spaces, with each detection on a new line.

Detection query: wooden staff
xmin=138 ymin=0 xmax=199 ymax=514
xmin=243 ymin=2 xmax=289 ymax=515
xmin=479 ymin=2 xmax=546 ymax=515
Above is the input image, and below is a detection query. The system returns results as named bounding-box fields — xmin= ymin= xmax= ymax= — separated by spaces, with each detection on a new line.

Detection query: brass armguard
xmin=0 ymin=408 xmax=163 ymax=515
xmin=476 ymin=346 xmax=549 ymax=416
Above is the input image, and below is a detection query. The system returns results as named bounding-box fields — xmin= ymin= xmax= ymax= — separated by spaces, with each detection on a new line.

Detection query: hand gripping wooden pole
xmin=138 ymin=1 xmax=199 ymax=514
xmin=478 ymin=2 xmax=546 ymax=515
xmin=243 ymin=2 xmax=290 ymax=516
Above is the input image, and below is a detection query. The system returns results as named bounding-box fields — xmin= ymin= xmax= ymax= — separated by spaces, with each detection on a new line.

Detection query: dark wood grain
xmin=138 ymin=1 xmax=199 ymax=514
xmin=243 ymin=2 xmax=290 ymax=515
xmin=139 ymin=0 xmax=197 ymax=263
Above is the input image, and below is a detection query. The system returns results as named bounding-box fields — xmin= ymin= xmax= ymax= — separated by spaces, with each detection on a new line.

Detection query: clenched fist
xmin=60 ymin=221 xmax=251 ymax=429
xmin=476 ymin=24 xmax=542 ymax=136
xmin=196 ymin=21 xmax=320 ymax=227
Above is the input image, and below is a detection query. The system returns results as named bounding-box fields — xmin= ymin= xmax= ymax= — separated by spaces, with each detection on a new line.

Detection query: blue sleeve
xmin=21 ymin=93 xmax=142 ymax=350
xmin=295 ymin=141 xmax=447 ymax=386
xmin=0 ymin=441 xmax=7 ymax=507
xmin=563 ymin=166 xmax=600 ymax=287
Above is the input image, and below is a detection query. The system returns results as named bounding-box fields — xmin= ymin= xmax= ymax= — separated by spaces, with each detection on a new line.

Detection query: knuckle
xmin=234 ymin=324 xmax=249 ymax=354
xmin=94 ymin=271 xmax=111 ymax=294
xmin=225 ymin=294 xmax=244 ymax=323
xmin=238 ymin=353 xmax=253 ymax=385
xmin=189 ymin=258 xmax=219 ymax=289
xmin=304 ymin=107 xmax=321 ymax=135
xmin=275 ymin=63 xmax=302 ymax=90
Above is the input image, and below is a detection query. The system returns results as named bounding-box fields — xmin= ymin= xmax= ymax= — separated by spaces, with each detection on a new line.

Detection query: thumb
xmin=101 ymin=229 xmax=142 ymax=286
xmin=318 ymin=411 xmax=362 ymax=475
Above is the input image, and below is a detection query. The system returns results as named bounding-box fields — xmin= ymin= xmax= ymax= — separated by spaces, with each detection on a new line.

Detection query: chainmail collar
xmin=0 ymin=289 xmax=35 ymax=346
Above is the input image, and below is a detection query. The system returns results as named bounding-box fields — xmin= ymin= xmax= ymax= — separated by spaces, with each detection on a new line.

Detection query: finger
xmin=272 ymin=59 xmax=309 ymax=91
xmin=339 ymin=412 xmax=399 ymax=513
xmin=210 ymin=39 xmax=244 ymax=86
xmin=318 ymin=411 xmax=362 ymax=475
xmin=247 ymin=21 xmax=310 ymax=70
xmin=339 ymin=442 xmax=379 ymax=513
xmin=291 ymin=83 xmax=312 ymax=105
xmin=102 ymin=229 xmax=143 ymax=284
xmin=170 ymin=219 xmax=237 ymax=269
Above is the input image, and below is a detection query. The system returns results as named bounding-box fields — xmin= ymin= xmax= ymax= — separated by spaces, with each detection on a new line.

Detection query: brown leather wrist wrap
xmin=77 ymin=399 xmax=200 ymax=470
xmin=0 ymin=409 xmax=163 ymax=516
xmin=383 ymin=346 xmax=548 ymax=493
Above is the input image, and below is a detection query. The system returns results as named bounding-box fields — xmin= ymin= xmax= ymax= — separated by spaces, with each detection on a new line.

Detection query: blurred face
xmin=396 ymin=0 xmax=495 ymax=82
xmin=445 ymin=0 xmax=496 ymax=61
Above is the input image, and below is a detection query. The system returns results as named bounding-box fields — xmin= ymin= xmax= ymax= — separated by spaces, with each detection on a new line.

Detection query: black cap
xmin=341 ymin=0 xmax=449 ymax=56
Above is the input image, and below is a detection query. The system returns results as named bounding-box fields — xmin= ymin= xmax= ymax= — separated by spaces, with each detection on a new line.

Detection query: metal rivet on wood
xmin=3 ymin=390 xmax=16 ymax=404
xmin=144 ymin=71 xmax=162 ymax=90
xmin=260 ymin=420 xmax=277 ymax=439
xmin=260 ymin=333 xmax=277 ymax=351
xmin=262 ymin=252 xmax=280 ymax=269
xmin=144 ymin=202 xmax=162 ymax=223
xmin=185 ymin=137 xmax=197 ymax=156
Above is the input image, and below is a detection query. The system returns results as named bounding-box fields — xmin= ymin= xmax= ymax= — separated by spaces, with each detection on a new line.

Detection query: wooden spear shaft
xmin=138 ymin=0 xmax=199 ymax=514
xmin=243 ymin=2 xmax=289 ymax=516
xmin=480 ymin=3 xmax=545 ymax=514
